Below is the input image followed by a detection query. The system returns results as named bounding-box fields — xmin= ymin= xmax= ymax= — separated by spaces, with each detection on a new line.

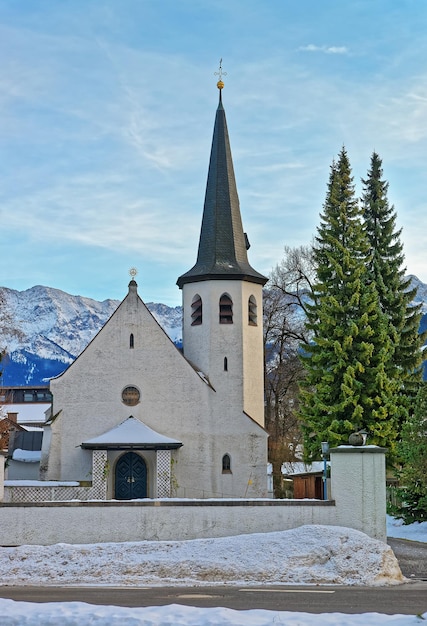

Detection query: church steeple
xmin=177 ymin=68 xmax=266 ymax=428
xmin=177 ymin=75 xmax=267 ymax=289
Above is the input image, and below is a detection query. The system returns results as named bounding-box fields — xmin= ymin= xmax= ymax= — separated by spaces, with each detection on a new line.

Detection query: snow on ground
xmin=387 ymin=514 xmax=427 ymax=543
xmin=1 ymin=600 xmax=426 ymax=626
xmin=1 ymin=521 xmax=426 ymax=625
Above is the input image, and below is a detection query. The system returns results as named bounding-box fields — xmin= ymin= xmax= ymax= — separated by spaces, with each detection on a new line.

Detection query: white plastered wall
xmin=182 ymin=279 xmax=265 ymax=427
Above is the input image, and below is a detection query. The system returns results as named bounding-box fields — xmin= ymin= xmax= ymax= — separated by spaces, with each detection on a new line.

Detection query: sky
xmin=1 ymin=519 xmax=426 ymax=625
xmin=2 ymin=1 xmax=427 ymax=306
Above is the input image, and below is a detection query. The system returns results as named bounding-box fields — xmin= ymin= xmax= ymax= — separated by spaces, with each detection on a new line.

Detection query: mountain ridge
xmin=1 ymin=278 xmax=426 ymax=386
xmin=0 ymin=284 xmax=183 ymax=385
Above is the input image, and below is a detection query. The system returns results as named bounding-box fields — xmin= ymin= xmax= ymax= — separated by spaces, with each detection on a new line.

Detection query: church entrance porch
xmin=80 ymin=416 xmax=183 ymax=500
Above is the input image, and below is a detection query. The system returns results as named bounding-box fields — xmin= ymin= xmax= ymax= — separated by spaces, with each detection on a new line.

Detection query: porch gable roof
xmin=81 ymin=416 xmax=183 ymax=450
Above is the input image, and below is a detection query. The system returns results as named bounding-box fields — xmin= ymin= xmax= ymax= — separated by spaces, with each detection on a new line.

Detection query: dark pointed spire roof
xmin=177 ymin=86 xmax=267 ymax=289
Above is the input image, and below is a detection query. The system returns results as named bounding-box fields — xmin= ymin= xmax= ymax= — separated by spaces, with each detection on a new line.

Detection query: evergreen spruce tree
xmin=300 ymin=148 xmax=399 ymax=460
xmin=361 ymin=153 xmax=426 ymax=424
xmin=391 ymin=383 xmax=427 ymax=523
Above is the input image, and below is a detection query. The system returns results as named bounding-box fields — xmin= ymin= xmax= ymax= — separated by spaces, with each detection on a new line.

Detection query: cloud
xmin=2 ymin=2 xmax=427 ymax=302
xmin=299 ymin=44 xmax=348 ymax=54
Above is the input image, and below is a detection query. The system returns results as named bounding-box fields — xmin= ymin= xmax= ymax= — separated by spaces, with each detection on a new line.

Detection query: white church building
xmin=39 ymin=78 xmax=269 ymax=500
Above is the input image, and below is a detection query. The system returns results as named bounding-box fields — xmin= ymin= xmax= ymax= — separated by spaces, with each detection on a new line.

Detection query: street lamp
xmin=321 ymin=441 xmax=329 ymax=500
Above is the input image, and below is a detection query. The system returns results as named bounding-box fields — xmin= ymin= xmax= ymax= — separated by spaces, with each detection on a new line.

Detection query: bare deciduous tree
xmin=263 ymin=244 xmax=315 ymax=496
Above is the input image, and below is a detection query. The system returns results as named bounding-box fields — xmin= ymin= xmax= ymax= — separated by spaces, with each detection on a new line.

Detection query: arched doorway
xmin=114 ymin=451 xmax=147 ymax=500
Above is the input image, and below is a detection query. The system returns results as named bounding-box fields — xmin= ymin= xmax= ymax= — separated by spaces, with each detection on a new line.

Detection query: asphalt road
xmin=0 ymin=582 xmax=426 ymax=614
xmin=387 ymin=537 xmax=427 ymax=580
xmin=0 ymin=537 xmax=425 ymax=615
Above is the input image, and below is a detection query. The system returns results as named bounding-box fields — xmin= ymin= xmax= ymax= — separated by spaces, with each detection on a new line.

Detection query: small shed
xmin=293 ymin=472 xmax=323 ymax=499
xmin=281 ymin=461 xmax=326 ymax=499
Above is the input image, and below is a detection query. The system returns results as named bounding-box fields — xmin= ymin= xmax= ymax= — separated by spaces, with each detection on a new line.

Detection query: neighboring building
xmin=0 ymin=387 xmax=47 ymax=479
xmin=39 ymin=79 xmax=269 ymax=500
xmin=0 ymin=413 xmax=25 ymax=452
xmin=7 ymin=429 xmax=43 ymax=480
xmin=0 ymin=386 xmax=52 ymax=428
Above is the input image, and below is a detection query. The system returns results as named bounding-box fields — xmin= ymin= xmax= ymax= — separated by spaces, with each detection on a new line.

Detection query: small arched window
xmin=224 ymin=357 xmax=228 ymax=371
xmin=219 ymin=294 xmax=233 ymax=324
xmin=191 ymin=294 xmax=202 ymax=326
xmin=129 ymin=333 xmax=134 ymax=348
xmin=248 ymin=295 xmax=257 ymax=326
xmin=222 ymin=454 xmax=232 ymax=473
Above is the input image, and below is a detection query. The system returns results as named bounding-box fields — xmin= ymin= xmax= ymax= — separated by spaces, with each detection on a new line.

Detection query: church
xmin=39 ymin=76 xmax=269 ymax=500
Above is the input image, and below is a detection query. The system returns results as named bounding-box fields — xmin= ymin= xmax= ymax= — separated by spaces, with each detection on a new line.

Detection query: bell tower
xmin=177 ymin=66 xmax=267 ymax=427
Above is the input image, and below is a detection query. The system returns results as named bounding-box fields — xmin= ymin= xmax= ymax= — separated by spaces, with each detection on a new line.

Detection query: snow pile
xmin=0 ymin=522 xmax=424 ymax=625
xmin=0 ymin=600 xmax=425 ymax=626
xmin=0 ymin=525 xmax=403 ymax=587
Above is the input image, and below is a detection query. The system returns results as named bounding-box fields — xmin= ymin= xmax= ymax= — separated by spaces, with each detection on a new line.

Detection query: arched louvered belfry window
xmin=222 ymin=454 xmax=232 ymax=473
xmin=191 ymin=294 xmax=202 ymax=326
xmin=219 ymin=294 xmax=233 ymax=324
xmin=129 ymin=333 xmax=134 ymax=348
xmin=248 ymin=295 xmax=257 ymax=326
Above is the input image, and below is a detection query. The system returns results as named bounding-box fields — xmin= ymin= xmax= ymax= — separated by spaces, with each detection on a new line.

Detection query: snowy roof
xmin=0 ymin=403 xmax=50 ymax=423
xmin=81 ymin=416 xmax=183 ymax=450
xmin=11 ymin=448 xmax=41 ymax=463
xmin=281 ymin=461 xmax=327 ymax=477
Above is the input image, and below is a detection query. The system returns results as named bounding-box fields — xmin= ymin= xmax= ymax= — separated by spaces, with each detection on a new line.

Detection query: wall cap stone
xmin=0 ymin=498 xmax=336 ymax=508
xmin=330 ymin=445 xmax=387 ymax=454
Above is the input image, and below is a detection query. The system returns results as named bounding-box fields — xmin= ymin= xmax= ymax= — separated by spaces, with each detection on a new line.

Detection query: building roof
xmin=177 ymin=88 xmax=267 ymax=288
xmin=81 ymin=416 xmax=183 ymax=450
xmin=9 ymin=430 xmax=43 ymax=455
xmin=1 ymin=403 xmax=50 ymax=424
xmin=281 ymin=461 xmax=328 ymax=477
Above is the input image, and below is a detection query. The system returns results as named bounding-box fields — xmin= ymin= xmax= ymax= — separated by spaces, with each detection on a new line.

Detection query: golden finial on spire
xmin=214 ymin=58 xmax=227 ymax=90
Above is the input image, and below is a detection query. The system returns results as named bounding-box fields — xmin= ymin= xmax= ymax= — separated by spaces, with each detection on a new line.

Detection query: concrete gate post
xmin=330 ymin=445 xmax=387 ymax=542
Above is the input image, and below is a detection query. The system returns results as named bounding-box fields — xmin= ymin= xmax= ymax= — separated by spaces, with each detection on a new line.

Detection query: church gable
xmin=51 ymin=280 xmax=210 ymax=398
xmin=52 ymin=281 xmax=186 ymax=382
xmin=47 ymin=279 xmax=214 ymax=480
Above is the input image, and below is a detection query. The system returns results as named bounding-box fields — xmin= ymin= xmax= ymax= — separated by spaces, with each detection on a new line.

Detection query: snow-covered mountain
xmin=1 ymin=277 xmax=426 ymax=386
xmin=407 ymin=275 xmax=427 ymax=314
xmin=0 ymin=285 xmax=182 ymax=385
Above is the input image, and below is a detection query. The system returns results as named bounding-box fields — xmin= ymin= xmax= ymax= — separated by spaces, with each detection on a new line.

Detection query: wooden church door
xmin=115 ymin=452 xmax=147 ymax=500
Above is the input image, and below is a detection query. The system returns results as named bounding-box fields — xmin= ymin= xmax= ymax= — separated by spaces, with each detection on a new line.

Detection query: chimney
xmin=7 ymin=412 xmax=18 ymax=424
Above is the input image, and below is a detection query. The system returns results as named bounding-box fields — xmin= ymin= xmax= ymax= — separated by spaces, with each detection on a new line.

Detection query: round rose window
xmin=121 ymin=386 xmax=140 ymax=406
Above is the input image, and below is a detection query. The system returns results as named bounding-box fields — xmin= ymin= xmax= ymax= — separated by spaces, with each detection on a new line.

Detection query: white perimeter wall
xmin=0 ymin=446 xmax=388 ymax=545
xmin=0 ymin=500 xmax=339 ymax=546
